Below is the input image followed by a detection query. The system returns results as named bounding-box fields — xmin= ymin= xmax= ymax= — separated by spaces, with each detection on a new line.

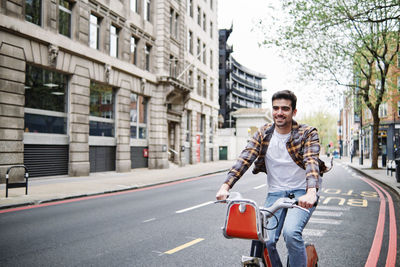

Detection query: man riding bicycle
xmin=216 ymin=90 xmax=330 ymax=267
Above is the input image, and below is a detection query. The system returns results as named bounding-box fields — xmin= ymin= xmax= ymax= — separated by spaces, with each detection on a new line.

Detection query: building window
xmin=144 ymin=0 xmax=151 ymax=22
xmin=197 ymin=6 xmax=201 ymax=26
xmin=170 ymin=9 xmax=179 ymax=39
xmin=89 ymin=14 xmax=100 ymax=49
xmin=110 ymin=25 xmax=119 ymax=58
xmin=398 ymin=76 xmax=400 ymax=91
xmin=170 ymin=55 xmax=179 ymax=78
xmin=379 ymin=102 xmax=388 ymax=118
xmin=210 ymin=0 xmax=213 ymax=10
xmin=210 ymin=50 xmax=213 ymax=69
xmin=188 ymin=70 xmax=193 ymax=86
xmin=209 ymin=117 xmax=213 ymax=143
xmin=188 ymin=30 xmax=193 ymax=54
xmin=197 ymin=76 xmax=201 ymax=95
xmin=203 ymin=44 xmax=206 ymax=64
xmin=197 ymin=38 xmax=201 ymax=58
xmin=130 ymin=0 xmax=138 ymax=13
xmin=24 ymin=65 xmax=68 ymax=134
xmin=174 ymin=13 xmax=179 ymax=38
xmin=25 ymin=0 xmax=42 ymax=26
xmin=130 ymin=93 xmax=148 ymax=139
xmin=145 ymin=44 xmax=151 ymax=71
xmin=89 ymin=82 xmax=115 ymax=137
xmin=130 ymin=36 xmax=138 ymax=65
xmin=210 ymin=21 xmax=213 ymax=38
xmin=203 ymin=13 xmax=206 ymax=31
xmin=188 ymin=0 xmax=193 ymax=17
xmin=398 ymin=101 xmax=400 ymax=117
xmin=59 ymin=0 xmax=72 ymax=37
xmin=203 ymin=78 xmax=207 ymax=97
xmin=210 ymin=81 xmax=214 ymax=100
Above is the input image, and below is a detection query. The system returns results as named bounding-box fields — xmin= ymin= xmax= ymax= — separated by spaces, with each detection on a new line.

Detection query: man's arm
xmin=216 ymin=183 xmax=230 ymax=200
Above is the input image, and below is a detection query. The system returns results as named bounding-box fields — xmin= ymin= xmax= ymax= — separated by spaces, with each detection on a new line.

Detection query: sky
xmin=217 ymin=0 xmax=340 ymax=119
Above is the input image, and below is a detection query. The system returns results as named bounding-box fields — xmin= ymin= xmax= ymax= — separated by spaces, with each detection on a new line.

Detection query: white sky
xmin=217 ymin=0 xmax=339 ymax=119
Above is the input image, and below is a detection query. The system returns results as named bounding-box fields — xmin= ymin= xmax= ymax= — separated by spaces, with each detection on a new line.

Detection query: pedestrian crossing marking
xmin=303 ymin=229 xmax=326 ymax=237
xmin=313 ymin=211 xmax=343 ymax=217
xmin=309 ymin=218 xmax=342 ymax=225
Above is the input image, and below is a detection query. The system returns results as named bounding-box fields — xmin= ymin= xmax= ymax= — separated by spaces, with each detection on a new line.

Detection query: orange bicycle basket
xmin=222 ymin=200 xmax=262 ymax=241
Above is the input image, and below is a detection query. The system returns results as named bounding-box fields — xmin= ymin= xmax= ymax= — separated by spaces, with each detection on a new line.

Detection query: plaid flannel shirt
xmin=224 ymin=120 xmax=329 ymax=189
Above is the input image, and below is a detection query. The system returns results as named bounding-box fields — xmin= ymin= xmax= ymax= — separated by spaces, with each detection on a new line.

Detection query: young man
xmin=216 ymin=90 xmax=330 ymax=267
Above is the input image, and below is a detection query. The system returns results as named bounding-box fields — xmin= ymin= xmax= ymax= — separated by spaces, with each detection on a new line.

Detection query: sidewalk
xmin=336 ymin=155 xmax=400 ymax=196
xmin=0 ymin=160 xmax=235 ymax=209
xmin=1 ymin=156 xmax=399 ymax=210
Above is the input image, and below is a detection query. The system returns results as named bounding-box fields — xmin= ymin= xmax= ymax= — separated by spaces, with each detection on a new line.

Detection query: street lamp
xmin=359 ymin=106 xmax=363 ymax=165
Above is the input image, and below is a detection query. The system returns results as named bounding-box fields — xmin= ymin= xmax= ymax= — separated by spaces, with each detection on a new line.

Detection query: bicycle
xmin=217 ymin=192 xmax=318 ymax=267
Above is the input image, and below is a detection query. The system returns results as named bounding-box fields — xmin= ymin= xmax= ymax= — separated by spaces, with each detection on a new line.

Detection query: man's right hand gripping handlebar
xmin=216 ymin=183 xmax=231 ymax=201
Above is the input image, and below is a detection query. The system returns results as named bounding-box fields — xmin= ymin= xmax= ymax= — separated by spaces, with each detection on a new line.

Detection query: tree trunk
xmin=371 ymin=111 xmax=380 ymax=169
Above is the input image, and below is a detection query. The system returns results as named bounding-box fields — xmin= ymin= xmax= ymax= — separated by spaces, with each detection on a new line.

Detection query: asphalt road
xmin=0 ymin=163 xmax=399 ymax=266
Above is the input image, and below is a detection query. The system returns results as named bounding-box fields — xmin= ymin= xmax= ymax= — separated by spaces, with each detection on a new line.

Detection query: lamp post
xmin=359 ymin=107 xmax=364 ymax=165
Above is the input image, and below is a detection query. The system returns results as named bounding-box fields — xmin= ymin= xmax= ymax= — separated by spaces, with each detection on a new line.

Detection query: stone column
xmin=68 ymin=66 xmax=90 ymax=176
xmin=116 ymin=81 xmax=131 ymax=172
xmin=0 ymin=43 xmax=25 ymax=181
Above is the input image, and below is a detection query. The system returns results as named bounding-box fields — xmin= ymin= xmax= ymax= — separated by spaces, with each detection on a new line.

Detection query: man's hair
xmin=271 ymin=90 xmax=297 ymax=110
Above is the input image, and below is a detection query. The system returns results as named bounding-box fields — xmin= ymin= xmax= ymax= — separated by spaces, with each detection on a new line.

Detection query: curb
xmin=346 ymin=164 xmax=400 ymax=197
xmin=0 ymin=168 xmax=229 ymax=211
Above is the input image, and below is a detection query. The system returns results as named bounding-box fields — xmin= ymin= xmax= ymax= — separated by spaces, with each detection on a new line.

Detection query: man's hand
xmin=216 ymin=183 xmax=230 ymax=201
xmin=298 ymin=188 xmax=317 ymax=209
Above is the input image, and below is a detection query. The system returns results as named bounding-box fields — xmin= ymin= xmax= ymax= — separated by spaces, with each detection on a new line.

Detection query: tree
xmin=299 ymin=112 xmax=338 ymax=155
xmin=258 ymin=0 xmax=400 ymax=168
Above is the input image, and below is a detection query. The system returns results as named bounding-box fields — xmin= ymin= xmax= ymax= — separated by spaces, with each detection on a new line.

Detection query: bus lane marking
xmin=175 ymin=201 xmax=213 ymax=214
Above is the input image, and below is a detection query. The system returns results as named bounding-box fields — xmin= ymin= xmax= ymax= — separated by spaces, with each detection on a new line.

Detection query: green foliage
xmin=299 ymin=112 xmax=337 ymax=151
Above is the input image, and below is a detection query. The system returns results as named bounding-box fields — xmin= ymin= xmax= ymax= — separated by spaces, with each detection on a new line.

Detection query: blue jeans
xmin=264 ymin=189 xmax=315 ymax=267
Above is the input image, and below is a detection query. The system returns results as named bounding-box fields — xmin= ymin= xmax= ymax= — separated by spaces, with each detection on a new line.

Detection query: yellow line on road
xmin=164 ymin=238 xmax=204 ymax=255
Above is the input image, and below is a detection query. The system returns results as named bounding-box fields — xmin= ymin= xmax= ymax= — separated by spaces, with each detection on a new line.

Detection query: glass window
xmin=130 ymin=0 xmax=138 ymax=13
xmin=188 ymin=30 xmax=193 ymax=54
xmin=90 ymin=82 xmax=115 ymax=137
xmin=130 ymin=93 xmax=148 ymax=139
xmin=24 ymin=65 xmax=68 ymax=134
xmin=174 ymin=13 xmax=179 ymax=38
xmin=89 ymin=14 xmax=100 ymax=49
xmin=145 ymin=44 xmax=151 ymax=71
xmin=210 ymin=50 xmax=213 ymax=69
xmin=130 ymin=36 xmax=138 ymax=65
xmin=209 ymin=117 xmax=213 ymax=143
xmin=25 ymin=0 xmax=42 ymax=26
xmin=144 ymin=0 xmax=151 ymax=22
xmin=110 ymin=25 xmax=119 ymax=58
xmin=197 ymin=6 xmax=201 ymax=26
xmin=210 ymin=21 xmax=213 ymax=38
xmin=203 ymin=44 xmax=206 ymax=64
xmin=203 ymin=78 xmax=207 ymax=97
xmin=185 ymin=111 xmax=191 ymax=142
xmin=59 ymin=0 xmax=72 ymax=37
xmin=188 ymin=0 xmax=193 ymax=17
xmin=203 ymin=13 xmax=206 ymax=31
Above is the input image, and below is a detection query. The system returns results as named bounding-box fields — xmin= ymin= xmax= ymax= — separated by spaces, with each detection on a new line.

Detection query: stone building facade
xmin=0 ymin=0 xmax=219 ymax=178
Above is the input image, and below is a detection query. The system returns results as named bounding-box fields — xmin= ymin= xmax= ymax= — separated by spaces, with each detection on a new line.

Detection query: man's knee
xmin=283 ymin=228 xmax=303 ymax=246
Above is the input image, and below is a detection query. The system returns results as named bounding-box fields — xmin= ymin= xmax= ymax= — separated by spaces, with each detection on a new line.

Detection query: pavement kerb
xmin=345 ymin=164 xmax=400 ymax=197
xmin=0 ymin=168 xmax=231 ymax=210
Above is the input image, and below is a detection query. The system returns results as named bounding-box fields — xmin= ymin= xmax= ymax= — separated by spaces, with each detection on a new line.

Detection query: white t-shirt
xmin=265 ymin=130 xmax=307 ymax=192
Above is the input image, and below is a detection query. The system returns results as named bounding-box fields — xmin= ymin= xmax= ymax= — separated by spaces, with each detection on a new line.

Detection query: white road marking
xmin=254 ymin=184 xmax=267 ymax=189
xmin=313 ymin=211 xmax=343 ymax=217
xmin=176 ymin=201 xmax=213 ymax=214
xmin=316 ymin=205 xmax=350 ymax=211
xmin=143 ymin=218 xmax=156 ymax=223
xmin=309 ymin=218 xmax=342 ymax=225
xmin=303 ymin=229 xmax=327 ymax=237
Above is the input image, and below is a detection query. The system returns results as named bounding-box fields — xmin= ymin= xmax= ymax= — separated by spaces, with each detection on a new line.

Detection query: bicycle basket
xmin=222 ymin=199 xmax=262 ymax=241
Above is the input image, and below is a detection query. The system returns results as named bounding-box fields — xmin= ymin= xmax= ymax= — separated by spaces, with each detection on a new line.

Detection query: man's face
xmin=272 ymin=99 xmax=297 ymax=129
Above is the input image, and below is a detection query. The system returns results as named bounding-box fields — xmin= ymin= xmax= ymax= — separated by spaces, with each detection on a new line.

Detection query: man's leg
xmin=283 ymin=189 xmax=316 ymax=267
xmin=264 ymin=192 xmax=287 ymax=267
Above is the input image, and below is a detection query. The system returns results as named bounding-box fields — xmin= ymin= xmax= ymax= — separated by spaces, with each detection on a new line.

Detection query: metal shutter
xmin=131 ymin=146 xmax=148 ymax=168
xmin=89 ymin=146 xmax=116 ymax=172
xmin=24 ymin=144 xmax=69 ymax=177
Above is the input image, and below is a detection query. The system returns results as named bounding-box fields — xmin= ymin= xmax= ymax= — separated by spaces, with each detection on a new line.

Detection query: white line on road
xmin=313 ymin=211 xmax=343 ymax=217
xmin=316 ymin=205 xmax=350 ymax=211
xmin=303 ymin=229 xmax=327 ymax=237
xmin=143 ymin=218 xmax=156 ymax=223
xmin=309 ymin=218 xmax=342 ymax=225
xmin=176 ymin=201 xmax=213 ymax=214
xmin=253 ymin=184 xmax=267 ymax=190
